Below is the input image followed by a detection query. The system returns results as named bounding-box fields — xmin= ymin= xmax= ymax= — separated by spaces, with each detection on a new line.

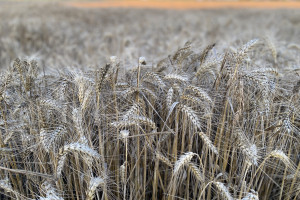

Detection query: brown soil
xmin=65 ymin=1 xmax=300 ymax=10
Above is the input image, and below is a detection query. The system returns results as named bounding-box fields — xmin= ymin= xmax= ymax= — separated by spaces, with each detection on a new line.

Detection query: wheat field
xmin=0 ymin=2 xmax=299 ymax=200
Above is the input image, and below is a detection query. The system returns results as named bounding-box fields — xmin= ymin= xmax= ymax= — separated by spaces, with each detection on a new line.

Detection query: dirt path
xmin=65 ymin=1 xmax=300 ymax=10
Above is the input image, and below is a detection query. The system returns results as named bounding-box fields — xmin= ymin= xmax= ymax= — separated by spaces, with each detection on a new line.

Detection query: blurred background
xmin=0 ymin=0 xmax=299 ymax=70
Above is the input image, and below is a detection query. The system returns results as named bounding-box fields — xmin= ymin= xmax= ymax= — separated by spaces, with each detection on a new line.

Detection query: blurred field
xmin=1 ymin=2 xmax=300 ymax=69
xmin=0 ymin=2 xmax=300 ymax=200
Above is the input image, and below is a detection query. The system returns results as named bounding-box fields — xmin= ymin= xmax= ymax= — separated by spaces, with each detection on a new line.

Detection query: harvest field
xmin=0 ymin=1 xmax=300 ymax=200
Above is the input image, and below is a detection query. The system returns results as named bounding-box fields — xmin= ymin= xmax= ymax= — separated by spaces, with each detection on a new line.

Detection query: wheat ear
xmin=242 ymin=189 xmax=259 ymax=200
xmin=0 ymin=177 xmax=18 ymax=199
xmin=188 ymin=162 xmax=204 ymax=182
xmin=86 ymin=177 xmax=105 ymax=200
xmin=164 ymin=74 xmax=188 ymax=83
xmin=156 ymin=151 xmax=172 ymax=167
xmin=180 ymin=105 xmax=201 ymax=130
xmin=186 ymin=85 xmax=212 ymax=103
xmin=213 ymin=181 xmax=234 ymax=200
xmin=198 ymin=132 xmax=219 ymax=156
xmin=166 ymin=87 xmax=174 ymax=109
xmin=40 ymin=181 xmax=63 ymax=200
xmin=174 ymin=152 xmax=197 ymax=174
